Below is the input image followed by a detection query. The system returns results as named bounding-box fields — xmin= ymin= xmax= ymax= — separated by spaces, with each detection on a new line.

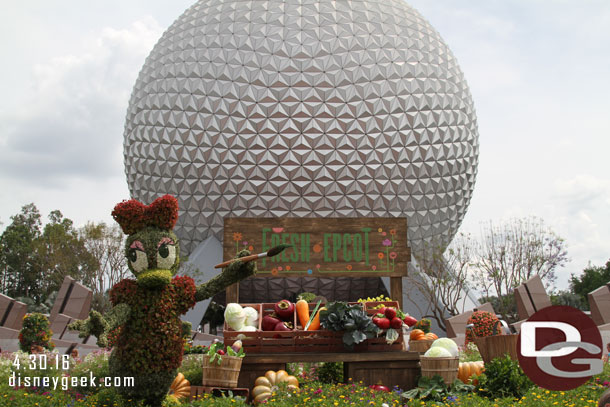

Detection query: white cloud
xmin=0 ymin=17 xmax=163 ymax=185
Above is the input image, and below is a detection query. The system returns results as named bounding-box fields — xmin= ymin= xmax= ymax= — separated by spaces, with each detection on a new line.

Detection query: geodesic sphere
xmin=123 ymin=0 xmax=479 ymax=255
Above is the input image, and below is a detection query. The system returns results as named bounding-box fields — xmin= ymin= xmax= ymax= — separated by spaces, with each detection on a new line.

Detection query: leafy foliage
xmin=414 ymin=318 xmax=431 ymax=333
xmin=319 ymin=301 xmax=380 ymax=349
xmin=0 ymin=204 xmax=96 ymax=305
xmin=471 ymin=217 xmax=568 ymax=323
xmin=569 ymin=260 xmax=610 ymax=310
xmin=178 ymin=354 xmax=203 ymax=387
xmin=550 ymin=289 xmax=586 ymax=310
xmin=476 ymin=354 xmax=533 ymax=399
xmin=316 ymin=362 xmax=343 ymax=384
xmin=401 ymin=375 xmax=474 ymax=402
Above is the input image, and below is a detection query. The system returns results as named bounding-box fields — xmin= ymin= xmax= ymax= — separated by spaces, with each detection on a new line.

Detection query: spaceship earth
xmin=123 ymin=0 xmax=479 ymax=257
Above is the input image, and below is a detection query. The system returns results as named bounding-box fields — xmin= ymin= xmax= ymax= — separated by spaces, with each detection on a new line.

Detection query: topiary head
xmin=112 ymin=195 xmax=181 ymax=289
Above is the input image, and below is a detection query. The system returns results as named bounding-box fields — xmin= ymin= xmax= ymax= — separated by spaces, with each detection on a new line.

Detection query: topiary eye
xmin=156 ymin=238 xmax=176 ymax=269
xmin=158 ymin=244 xmax=169 ymax=259
xmin=128 ymin=249 xmax=148 ymax=273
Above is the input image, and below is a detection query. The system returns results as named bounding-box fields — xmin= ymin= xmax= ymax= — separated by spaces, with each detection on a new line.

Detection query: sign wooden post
xmin=223 ymin=217 xmax=410 ymax=304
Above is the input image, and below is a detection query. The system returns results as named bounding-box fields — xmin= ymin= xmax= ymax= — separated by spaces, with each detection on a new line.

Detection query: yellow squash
xmin=252 ymin=370 xmax=299 ymax=404
xmin=168 ymin=372 xmax=191 ymax=400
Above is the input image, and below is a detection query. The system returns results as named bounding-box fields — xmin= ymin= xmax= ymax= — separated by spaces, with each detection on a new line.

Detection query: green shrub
xmin=19 ymin=313 xmax=54 ymax=352
xmin=316 ymin=362 xmax=343 ymax=384
xmin=476 ymin=354 xmax=533 ymax=399
xmin=178 ymin=354 xmax=203 ymax=386
xmin=459 ymin=342 xmax=483 ymax=362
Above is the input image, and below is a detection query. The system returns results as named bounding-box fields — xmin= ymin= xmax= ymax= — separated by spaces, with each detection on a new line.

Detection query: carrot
xmin=296 ymin=300 xmax=310 ymax=329
xmin=306 ymin=307 xmax=326 ymax=331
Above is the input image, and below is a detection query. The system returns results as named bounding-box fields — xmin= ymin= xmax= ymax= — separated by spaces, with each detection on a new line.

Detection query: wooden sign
xmin=222 ymin=217 xmax=410 ymax=278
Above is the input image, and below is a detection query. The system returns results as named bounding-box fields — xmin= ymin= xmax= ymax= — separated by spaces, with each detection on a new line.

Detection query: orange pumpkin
xmin=424 ymin=332 xmax=438 ymax=340
xmin=410 ymin=329 xmax=425 ymax=340
xmin=458 ymin=361 xmax=484 ymax=385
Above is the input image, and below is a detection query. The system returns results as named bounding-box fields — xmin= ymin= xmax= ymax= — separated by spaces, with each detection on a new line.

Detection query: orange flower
xmin=390 ymin=229 xmax=396 ymax=235
xmin=233 ymin=232 xmax=243 ymax=242
xmin=346 ymin=265 xmax=352 ymax=271
xmin=378 ymin=252 xmax=384 ymax=259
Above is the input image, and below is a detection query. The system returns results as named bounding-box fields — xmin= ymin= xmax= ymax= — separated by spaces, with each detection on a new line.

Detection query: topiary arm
xmin=68 ymin=303 xmax=130 ymax=348
xmin=195 ymin=249 xmax=256 ymax=302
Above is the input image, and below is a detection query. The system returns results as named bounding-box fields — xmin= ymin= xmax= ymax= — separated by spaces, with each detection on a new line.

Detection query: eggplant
xmin=262 ymin=314 xmax=281 ymax=331
xmin=274 ymin=299 xmax=295 ymax=321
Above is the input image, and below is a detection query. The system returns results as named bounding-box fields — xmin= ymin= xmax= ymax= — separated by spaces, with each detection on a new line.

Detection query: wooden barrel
xmin=474 ymin=334 xmax=518 ymax=364
xmin=202 ymin=355 xmax=243 ymax=387
xmin=420 ymin=356 xmax=459 ymax=384
xmin=408 ymin=339 xmax=434 ymax=353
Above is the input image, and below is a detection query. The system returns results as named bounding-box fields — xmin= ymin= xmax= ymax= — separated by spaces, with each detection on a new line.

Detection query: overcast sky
xmin=1 ymin=0 xmax=608 ymax=290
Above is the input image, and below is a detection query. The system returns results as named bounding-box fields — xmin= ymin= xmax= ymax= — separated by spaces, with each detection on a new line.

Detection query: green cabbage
xmin=423 ymin=346 xmax=452 ymax=358
xmin=243 ymin=306 xmax=259 ymax=327
xmin=430 ymin=338 xmax=459 ymax=357
xmin=224 ymin=303 xmax=246 ymax=330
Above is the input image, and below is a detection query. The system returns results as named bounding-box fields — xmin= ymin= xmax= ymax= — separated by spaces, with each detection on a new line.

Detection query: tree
xmin=407 ymin=233 xmax=475 ymax=333
xmin=569 ymin=260 xmax=610 ymax=310
xmin=0 ymin=204 xmax=97 ymax=305
xmin=0 ymin=204 xmax=43 ymax=300
xmin=470 ymin=217 xmax=569 ymax=322
xmin=79 ymin=222 xmax=127 ymax=297
xmin=35 ymin=210 xmax=98 ymax=299
xmin=550 ymin=289 xmax=586 ymax=310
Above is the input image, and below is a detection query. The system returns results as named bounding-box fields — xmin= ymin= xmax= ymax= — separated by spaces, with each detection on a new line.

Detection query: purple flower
xmin=382 ymin=239 xmax=392 ymax=246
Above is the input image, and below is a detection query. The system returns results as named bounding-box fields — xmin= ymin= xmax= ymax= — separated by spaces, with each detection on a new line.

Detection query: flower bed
xmin=0 ymin=348 xmax=607 ymax=406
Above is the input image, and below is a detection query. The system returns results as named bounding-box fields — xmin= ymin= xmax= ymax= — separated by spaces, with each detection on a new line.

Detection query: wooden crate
xmin=363 ymin=301 xmax=401 ymax=316
xmin=224 ymin=303 xmax=298 ymax=353
xmin=223 ymin=302 xmax=403 ymax=353
xmin=363 ymin=301 xmax=405 ymax=351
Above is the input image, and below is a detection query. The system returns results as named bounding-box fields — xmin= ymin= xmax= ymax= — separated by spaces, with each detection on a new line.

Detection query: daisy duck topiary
xmin=70 ymin=195 xmax=255 ymax=406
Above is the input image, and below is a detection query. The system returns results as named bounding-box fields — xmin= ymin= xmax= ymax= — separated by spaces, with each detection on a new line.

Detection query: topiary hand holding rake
xmin=69 ymin=195 xmax=256 ymax=407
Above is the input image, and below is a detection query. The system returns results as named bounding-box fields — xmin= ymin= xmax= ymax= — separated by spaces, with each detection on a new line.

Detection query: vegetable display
xmin=207 ymin=340 xmax=245 ymax=365
xmin=320 ymin=301 xmax=381 ymax=349
xmin=252 ymin=370 xmax=299 ymax=404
